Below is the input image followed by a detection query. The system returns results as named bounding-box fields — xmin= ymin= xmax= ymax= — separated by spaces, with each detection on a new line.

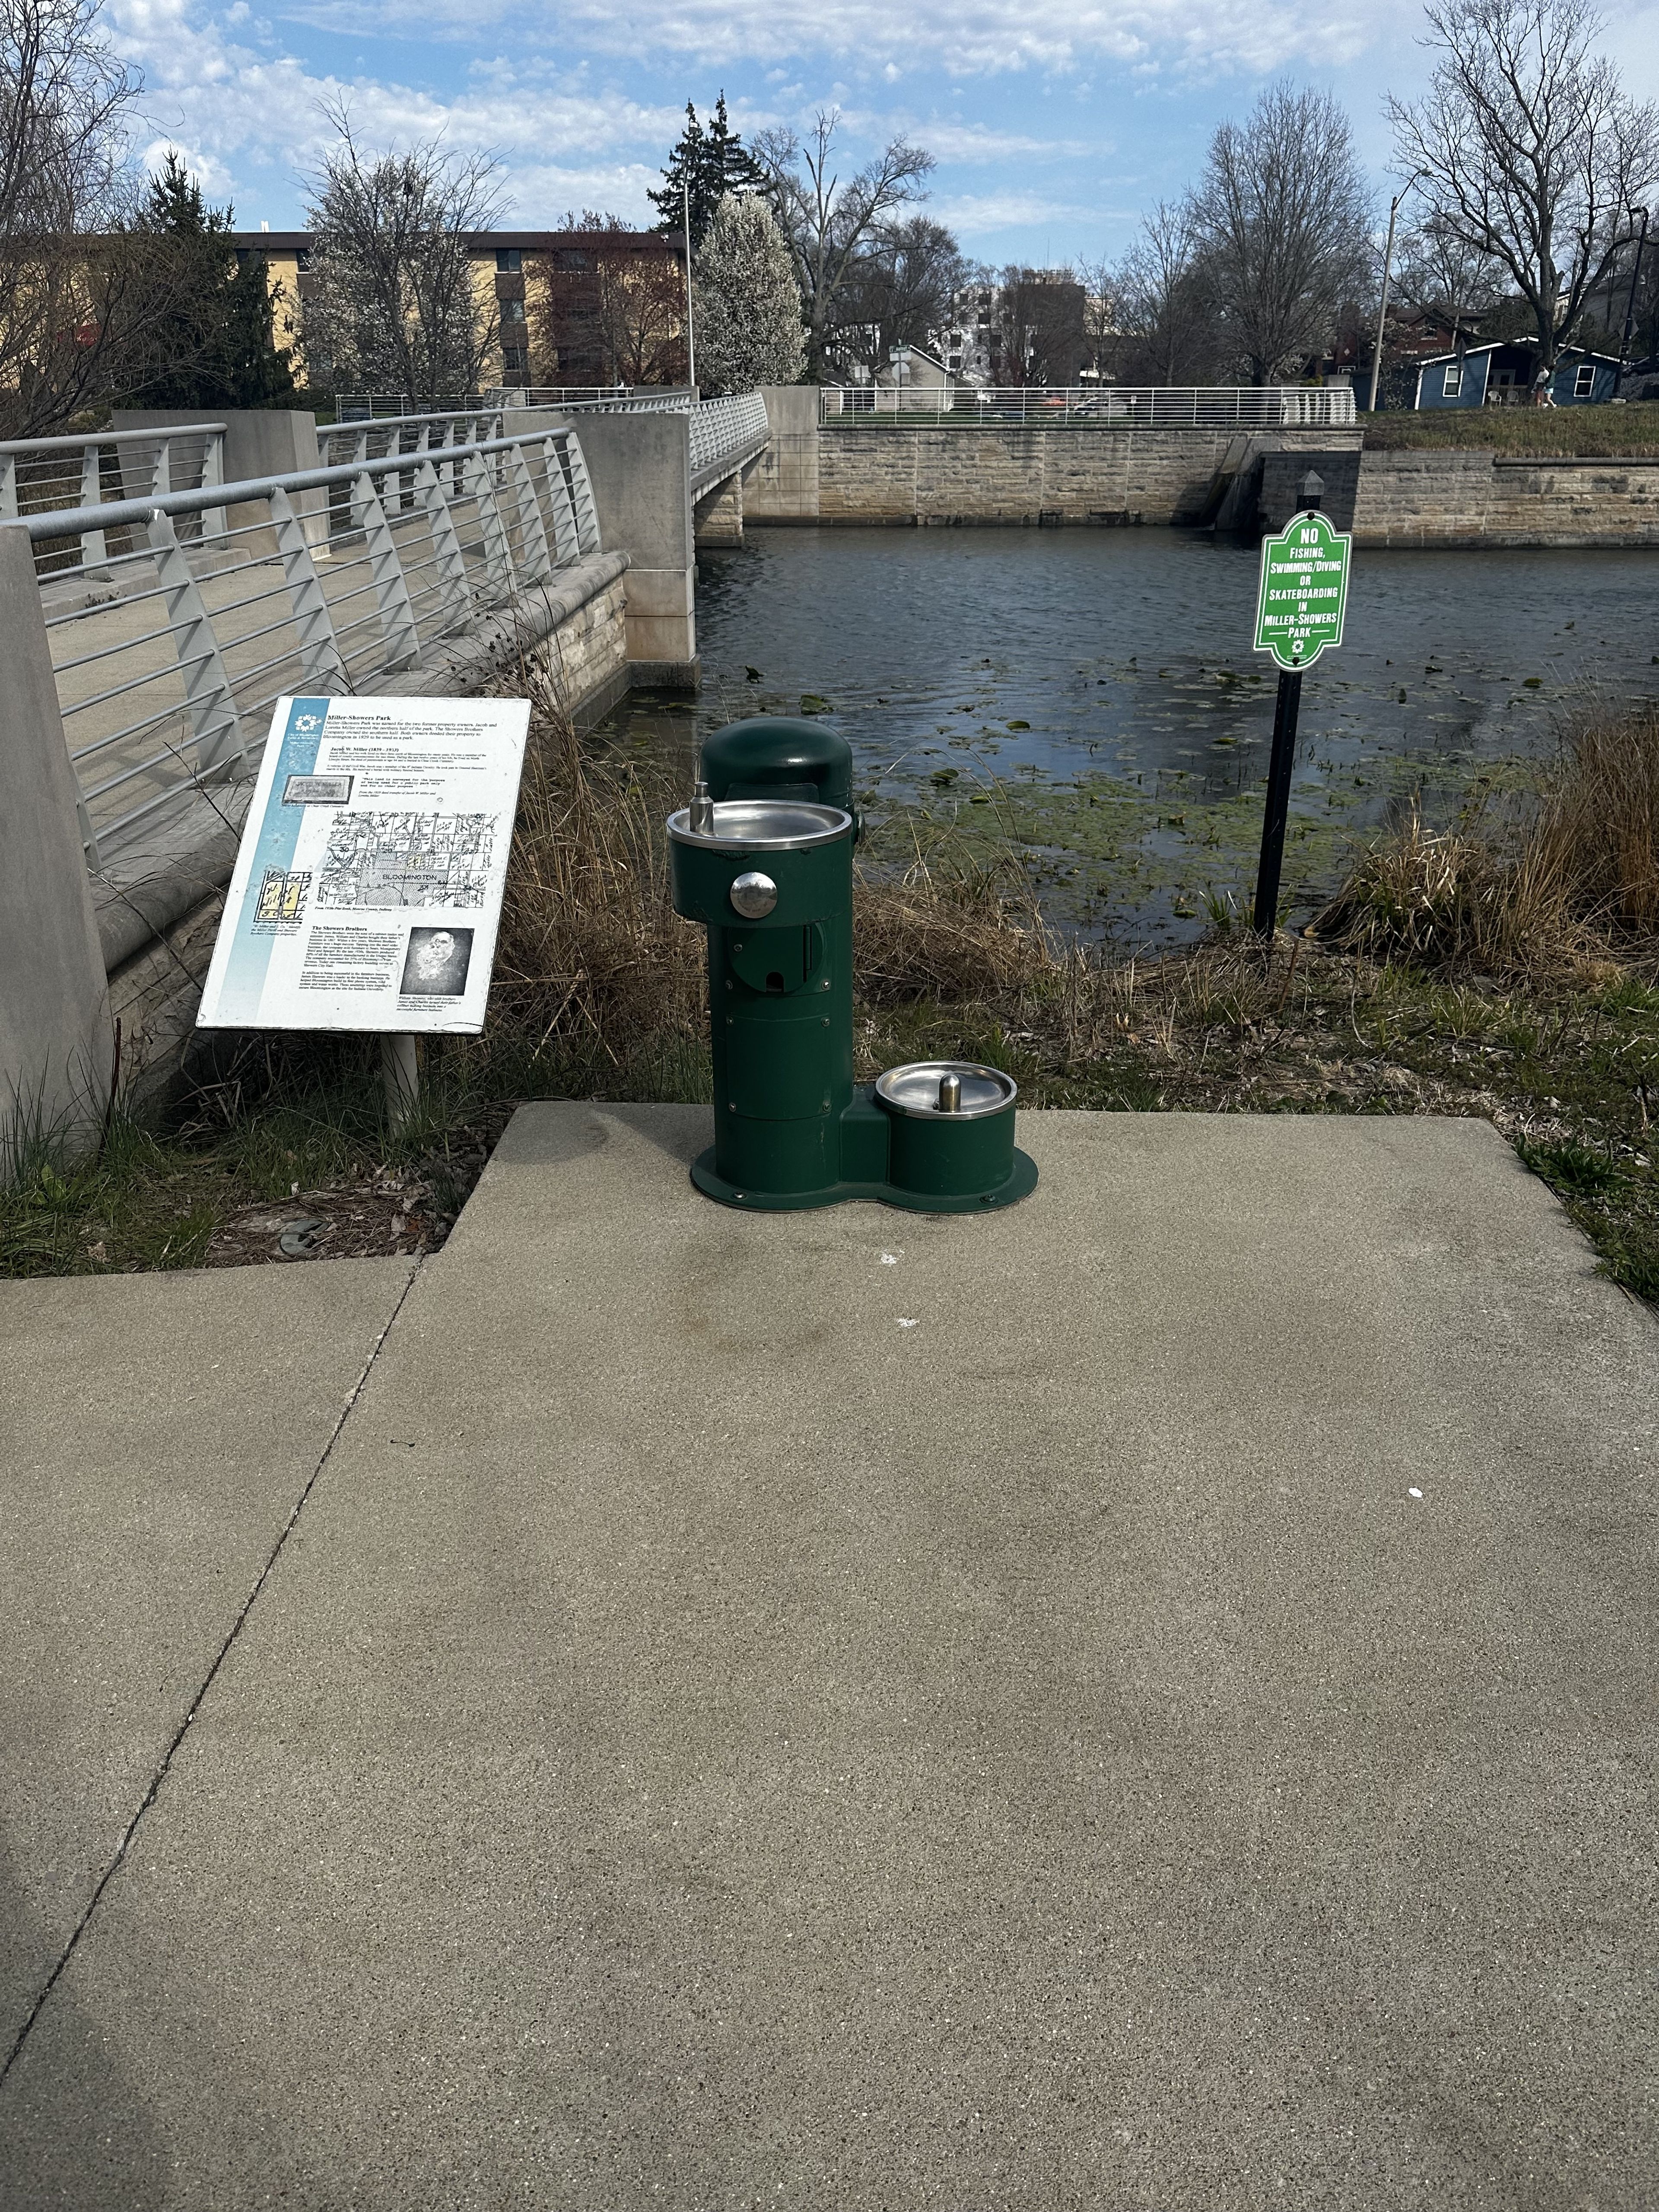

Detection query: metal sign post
xmin=1251 ymin=476 xmax=1352 ymax=934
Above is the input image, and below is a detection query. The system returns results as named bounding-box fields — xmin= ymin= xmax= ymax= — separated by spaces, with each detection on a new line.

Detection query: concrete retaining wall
xmin=521 ymin=407 xmax=698 ymax=686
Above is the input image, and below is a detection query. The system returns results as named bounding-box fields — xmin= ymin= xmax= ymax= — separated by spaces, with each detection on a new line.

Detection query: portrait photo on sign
xmin=400 ymin=926 xmax=474 ymax=997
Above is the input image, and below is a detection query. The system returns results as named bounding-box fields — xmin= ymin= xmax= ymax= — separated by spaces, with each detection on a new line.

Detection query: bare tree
xmin=830 ymin=215 xmax=964 ymax=378
xmin=0 ymin=0 xmax=153 ymax=433
xmin=1389 ymin=0 xmax=1659 ymax=371
xmin=1393 ymin=214 xmax=1505 ymax=345
xmin=1074 ymin=254 xmax=1122 ymax=381
xmin=1189 ymin=84 xmax=1373 ymax=384
xmin=1113 ymin=202 xmax=1218 ymax=384
xmin=302 ymin=103 xmax=505 ymax=405
xmin=751 ymin=110 xmax=933 ymax=381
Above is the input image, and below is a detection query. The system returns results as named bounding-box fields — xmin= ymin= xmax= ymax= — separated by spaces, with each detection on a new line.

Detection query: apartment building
xmin=231 ymin=226 xmax=688 ymax=392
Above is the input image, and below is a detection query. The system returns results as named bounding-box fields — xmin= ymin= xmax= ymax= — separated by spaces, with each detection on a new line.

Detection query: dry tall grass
xmin=481 ymin=676 xmax=1058 ymax=1086
xmin=489 ymin=691 xmax=705 ymax=1074
xmin=1316 ymin=700 xmax=1659 ymax=978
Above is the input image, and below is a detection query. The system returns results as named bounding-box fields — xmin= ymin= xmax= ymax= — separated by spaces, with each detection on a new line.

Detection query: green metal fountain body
xmin=669 ymin=718 xmax=1037 ymax=1213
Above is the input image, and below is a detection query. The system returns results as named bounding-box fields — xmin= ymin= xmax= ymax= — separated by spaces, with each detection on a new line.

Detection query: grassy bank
xmin=5 ymin=685 xmax=1658 ymax=1302
xmin=1358 ymin=401 xmax=1659 ymax=456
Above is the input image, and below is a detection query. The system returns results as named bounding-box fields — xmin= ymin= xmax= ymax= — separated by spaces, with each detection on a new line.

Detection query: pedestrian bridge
xmin=0 ymin=392 xmax=772 ymax=1118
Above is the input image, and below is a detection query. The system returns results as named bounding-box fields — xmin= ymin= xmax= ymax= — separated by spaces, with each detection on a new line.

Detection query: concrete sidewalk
xmin=0 ymin=1260 xmax=416 ymax=2057
xmin=0 ymin=1108 xmax=1654 ymax=2208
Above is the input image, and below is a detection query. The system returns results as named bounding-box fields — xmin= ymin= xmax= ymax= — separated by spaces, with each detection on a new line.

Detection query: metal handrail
xmin=823 ymin=384 xmax=1359 ymax=426
xmin=0 ymin=421 xmax=227 ymax=454
xmin=3 ymin=421 xmax=230 ymax=574
xmin=318 ymin=408 xmax=504 ymax=447
xmin=15 ymin=421 xmax=604 ymax=866
xmin=690 ymin=391 xmax=769 ymax=477
xmin=13 ymin=430 xmax=568 ymax=541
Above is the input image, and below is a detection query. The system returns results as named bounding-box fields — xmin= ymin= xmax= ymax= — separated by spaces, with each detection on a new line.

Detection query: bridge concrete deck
xmin=0 ymin=1106 xmax=1654 ymax=2208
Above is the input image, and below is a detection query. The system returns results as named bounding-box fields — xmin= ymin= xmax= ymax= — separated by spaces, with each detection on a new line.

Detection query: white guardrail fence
xmin=1 ymin=423 xmax=228 ymax=572
xmin=339 ymin=390 xmax=770 ymax=480
xmin=824 ymin=385 xmax=1358 ymax=427
xmin=11 ymin=421 xmax=601 ymax=866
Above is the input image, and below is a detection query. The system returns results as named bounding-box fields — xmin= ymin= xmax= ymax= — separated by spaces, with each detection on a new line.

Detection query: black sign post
xmin=1251 ymin=472 xmax=1351 ymax=935
xmin=1252 ymin=661 xmax=1304 ymax=934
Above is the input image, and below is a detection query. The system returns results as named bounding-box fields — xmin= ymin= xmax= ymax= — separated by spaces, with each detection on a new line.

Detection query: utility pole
xmin=683 ymin=178 xmax=697 ymax=394
xmin=1367 ymin=172 xmax=1425 ymax=415
xmin=1615 ymin=206 xmax=1650 ymax=397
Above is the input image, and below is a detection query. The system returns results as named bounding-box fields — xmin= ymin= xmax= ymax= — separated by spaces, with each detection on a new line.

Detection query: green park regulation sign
xmin=1254 ymin=511 xmax=1352 ymax=671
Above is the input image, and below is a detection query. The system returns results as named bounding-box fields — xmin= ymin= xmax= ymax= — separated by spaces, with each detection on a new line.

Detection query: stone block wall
xmin=1352 ymin=451 xmax=1659 ymax=546
xmin=746 ymin=406 xmax=1659 ymax=543
xmin=1259 ymin=449 xmax=1363 ymax=533
xmin=748 ymin=417 xmax=1359 ymax=527
xmin=534 ymin=572 xmax=629 ymax=721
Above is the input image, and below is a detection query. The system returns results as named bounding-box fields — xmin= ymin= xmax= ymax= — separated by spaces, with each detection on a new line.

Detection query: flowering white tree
xmin=693 ymin=192 xmax=803 ymax=392
xmin=302 ymin=103 xmax=503 ymax=405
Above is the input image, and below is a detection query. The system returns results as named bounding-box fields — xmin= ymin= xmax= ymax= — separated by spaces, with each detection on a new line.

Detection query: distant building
xmin=935 ymin=273 xmax=1086 ymax=387
xmin=1414 ymin=338 xmax=1622 ymax=409
xmin=230 ymin=227 xmax=687 ymax=393
xmin=875 ymin=344 xmax=951 ymax=390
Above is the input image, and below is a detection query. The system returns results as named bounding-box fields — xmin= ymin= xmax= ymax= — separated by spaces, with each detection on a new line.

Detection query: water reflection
xmin=596 ymin=528 xmax=1659 ymax=944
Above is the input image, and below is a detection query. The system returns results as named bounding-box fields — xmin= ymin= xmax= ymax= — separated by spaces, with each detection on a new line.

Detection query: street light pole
xmin=683 ymin=178 xmax=697 ymax=394
xmin=1615 ymin=205 xmax=1650 ymax=397
xmin=1367 ymin=173 xmax=1425 ymax=415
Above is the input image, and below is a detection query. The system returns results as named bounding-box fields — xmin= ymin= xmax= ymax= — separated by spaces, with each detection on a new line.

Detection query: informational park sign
xmin=197 ymin=694 xmax=531 ymax=1034
xmin=1254 ymin=511 xmax=1352 ymax=671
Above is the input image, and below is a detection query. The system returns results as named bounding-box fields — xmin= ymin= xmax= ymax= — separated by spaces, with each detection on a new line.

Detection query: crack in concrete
xmin=0 ymin=1255 xmax=426 ymax=2091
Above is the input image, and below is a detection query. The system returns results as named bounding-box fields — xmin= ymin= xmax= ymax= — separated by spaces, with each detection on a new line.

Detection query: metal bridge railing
xmin=689 ymin=392 xmax=770 ymax=477
xmin=1 ymin=423 xmax=228 ymax=577
xmin=493 ymin=386 xmax=697 ymax=411
xmin=13 ymin=424 xmax=602 ymax=867
xmin=316 ymin=408 xmax=506 ymax=468
xmin=334 ymin=391 xmax=769 ymax=479
xmin=823 ymin=385 xmax=1359 ymax=427
xmin=490 ymin=387 xmax=769 ymax=475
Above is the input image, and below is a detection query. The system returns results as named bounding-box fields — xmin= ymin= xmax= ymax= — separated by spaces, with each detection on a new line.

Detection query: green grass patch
xmin=1358 ymin=401 xmax=1659 ymax=457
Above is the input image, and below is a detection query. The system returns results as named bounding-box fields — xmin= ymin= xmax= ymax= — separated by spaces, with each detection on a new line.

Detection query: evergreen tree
xmin=125 ymin=153 xmax=294 ymax=407
xmin=693 ymin=192 xmax=804 ymax=393
xmin=650 ymin=94 xmax=763 ymax=252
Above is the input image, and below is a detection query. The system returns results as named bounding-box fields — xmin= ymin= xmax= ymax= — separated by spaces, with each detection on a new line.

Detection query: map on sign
xmin=1254 ymin=511 xmax=1352 ymax=671
xmin=317 ymin=811 xmax=495 ymax=911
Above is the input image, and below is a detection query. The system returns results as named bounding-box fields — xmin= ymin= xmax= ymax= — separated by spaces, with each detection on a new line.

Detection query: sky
xmin=108 ymin=0 xmax=1659 ymax=265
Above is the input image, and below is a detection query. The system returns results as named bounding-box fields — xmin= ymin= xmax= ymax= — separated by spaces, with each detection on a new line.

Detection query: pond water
xmin=598 ymin=528 xmax=1659 ymax=946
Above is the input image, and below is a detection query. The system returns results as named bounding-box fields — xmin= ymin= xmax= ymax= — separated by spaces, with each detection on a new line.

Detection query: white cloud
xmin=141 ymin=134 xmax=236 ymax=191
xmin=108 ymin=0 xmax=687 ymax=183
xmin=270 ymin=0 xmax=1375 ymax=77
xmin=935 ymin=188 xmax=1097 ymax=233
xmin=905 ymin=119 xmax=1092 ymax=160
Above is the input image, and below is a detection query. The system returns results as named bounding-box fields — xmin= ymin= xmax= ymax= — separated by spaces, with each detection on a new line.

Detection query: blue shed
xmin=1414 ymin=339 xmax=1623 ymax=410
